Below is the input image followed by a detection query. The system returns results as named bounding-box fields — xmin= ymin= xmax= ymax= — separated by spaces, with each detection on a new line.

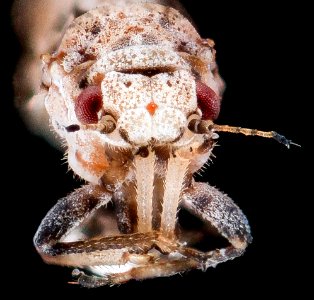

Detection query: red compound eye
xmin=75 ymin=86 xmax=102 ymax=124
xmin=196 ymin=81 xmax=221 ymax=120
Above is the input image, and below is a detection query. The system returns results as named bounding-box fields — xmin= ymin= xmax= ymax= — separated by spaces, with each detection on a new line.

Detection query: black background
xmin=1 ymin=0 xmax=309 ymax=298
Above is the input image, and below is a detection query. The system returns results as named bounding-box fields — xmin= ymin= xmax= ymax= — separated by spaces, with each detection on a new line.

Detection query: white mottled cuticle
xmin=88 ymin=45 xmax=190 ymax=80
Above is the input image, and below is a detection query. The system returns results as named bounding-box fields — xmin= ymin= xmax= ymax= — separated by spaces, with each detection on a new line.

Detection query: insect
xmin=13 ymin=0 xmax=295 ymax=287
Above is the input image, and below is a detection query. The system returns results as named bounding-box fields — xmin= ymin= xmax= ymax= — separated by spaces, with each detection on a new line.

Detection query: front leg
xmin=181 ymin=182 xmax=252 ymax=269
xmin=34 ymin=185 xmax=157 ymax=271
xmin=34 ymin=184 xmax=195 ymax=287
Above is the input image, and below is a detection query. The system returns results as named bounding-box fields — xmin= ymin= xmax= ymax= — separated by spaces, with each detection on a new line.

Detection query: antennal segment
xmin=188 ymin=119 xmax=300 ymax=148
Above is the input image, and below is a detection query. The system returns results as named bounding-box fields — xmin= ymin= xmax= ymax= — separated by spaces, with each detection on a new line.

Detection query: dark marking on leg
xmin=34 ymin=185 xmax=110 ymax=249
xmin=181 ymin=182 xmax=252 ymax=268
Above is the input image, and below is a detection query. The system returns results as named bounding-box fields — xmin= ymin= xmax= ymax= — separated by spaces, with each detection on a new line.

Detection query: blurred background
xmin=1 ymin=0 xmax=308 ymax=297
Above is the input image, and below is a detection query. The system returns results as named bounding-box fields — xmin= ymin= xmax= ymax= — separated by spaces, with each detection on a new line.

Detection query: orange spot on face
xmin=146 ymin=101 xmax=158 ymax=115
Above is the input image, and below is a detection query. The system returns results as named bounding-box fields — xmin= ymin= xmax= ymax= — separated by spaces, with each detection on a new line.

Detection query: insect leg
xmin=68 ymin=232 xmax=205 ymax=287
xmin=181 ymin=182 xmax=252 ymax=269
xmin=72 ymin=258 xmax=199 ymax=287
xmin=34 ymin=184 xmax=157 ymax=268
